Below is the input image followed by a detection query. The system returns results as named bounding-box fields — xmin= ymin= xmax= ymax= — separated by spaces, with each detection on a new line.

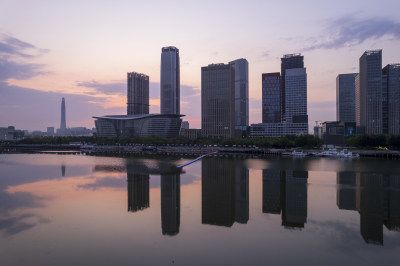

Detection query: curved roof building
xmin=94 ymin=114 xmax=183 ymax=138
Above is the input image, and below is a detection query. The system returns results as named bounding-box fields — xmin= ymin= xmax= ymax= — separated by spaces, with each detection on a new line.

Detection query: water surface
xmin=1 ymin=154 xmax=399 ymax=265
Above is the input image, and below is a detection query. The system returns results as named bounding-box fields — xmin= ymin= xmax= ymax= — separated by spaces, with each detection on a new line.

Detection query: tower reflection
xmin=127 ymin=173 xmax=150 ymax=212
xmin=202 ymin=157 xmax=249 ymax=227
xmin=161 ymin=174 xmax=180 ymax=235
xmin=263 ymin=169 xmax=308 ymax=229
xmin=336 ymin=172 xmax=400 ymax=245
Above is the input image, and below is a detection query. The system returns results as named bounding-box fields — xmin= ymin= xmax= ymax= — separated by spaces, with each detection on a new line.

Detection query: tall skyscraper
xmin=229 ymin=59 xmax=249 ymax=128
xmin=60 ymin=97 xmax=66 ymax=131
xmin=383 ymin=64 xmax=400 ymax=135
xmin=127 ymin=72 xmax=149 ymax=115
xmin=281 ymin=54 xmax=304 ymax=122
xmin=160 ymin=46 xmax=180 ymax=115
xmin=262 ymin=73 xmax=281 ymax=123
xmin=201 ymin=63 xmax=235 ymax=138
xmin=336 ymin=73 xmax=358 ymax=123
xmin=285 ymin=68 xmax=308 ymax=124
xmin=357 ymin=50 xmax=382 ymax=135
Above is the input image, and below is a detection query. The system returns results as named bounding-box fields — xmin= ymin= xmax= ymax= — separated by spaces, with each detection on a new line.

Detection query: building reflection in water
xmin=263 ymin=169 xmax=308 ymax=229
xmin=337 ymin=172 xmax=400 ymax=245
xmin=124 ymin=160 xmax=181 ymax=235
xmin=127 ymin=173 xmax=150 ymax=212
xmin=202 ymin=157 xmax=249 ymax=227
xmin=161 ymin=174 xmax=180 ymax=235
xmin=61 ymin=165 xmax=66 ymax=177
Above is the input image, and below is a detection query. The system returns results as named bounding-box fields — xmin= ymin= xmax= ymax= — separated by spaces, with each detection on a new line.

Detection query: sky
xmin=1 ymin=0 xmax=400 ymax=131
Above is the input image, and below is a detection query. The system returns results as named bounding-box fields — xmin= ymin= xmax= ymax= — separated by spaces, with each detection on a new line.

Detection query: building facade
xmin=281 ymin=54 xmax=304 ymax=122
xmin=285 ymin=68 xmax=308 ymax=124
xmin=201 ymin=64 xmax=235 ymax=138
xmin=160 ymin=46 xmax=180 ymax=115
xmin=357 ymin=50 xmax=383 ymax=135
xmin=336 ymin=73 xmax=358 ymax=123
xmin=229 ymin=59 xmax=249 ymax=128
xmin=262 ymin=73 xmax=281 ymax=123
xmin=127 ymin=72 xmax=149 ymax=115
xmin=94 ymin=114 xmax=183 ymax=138
xmin=383 ymin=64 xmax=400 ymax=135
xmin=250 ymin=122 xmax=308 ymax=138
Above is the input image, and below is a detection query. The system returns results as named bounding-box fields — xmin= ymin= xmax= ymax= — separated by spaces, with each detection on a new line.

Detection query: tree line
xmin=9 ymin=135 xmax=323 ymax=149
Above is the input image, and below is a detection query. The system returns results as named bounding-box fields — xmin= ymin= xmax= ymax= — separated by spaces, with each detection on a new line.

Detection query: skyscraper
xmin=262 ymin=73 xmax=281 ymax=123
xmin=357 ymin=50 xmax=382 ymax=135
xmin=127 ymin=72 xmax=149 ymax=115
xmin=336 ymin=73 xmax=358 ymax=123
xmin=281 ymin=54 xmax=304 ymax=122
xmin=229 ymin=59 xmax=249 ymax=128
xmin=383 ymin=64 xmax=400 ymax=135
xmin=201 ymin=63 xmax=235 ymax=138
xmin=251 ymin=54 xmax=308 ymax=137
xmin=161 ymin=46 xmax=180 ymax=115
xmin=285 ymin=68 xmax=308 ymax=124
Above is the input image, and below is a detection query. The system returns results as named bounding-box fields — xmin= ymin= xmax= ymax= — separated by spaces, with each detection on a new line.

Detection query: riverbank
xmin=2 ymin=143 xmax=400 ymax=159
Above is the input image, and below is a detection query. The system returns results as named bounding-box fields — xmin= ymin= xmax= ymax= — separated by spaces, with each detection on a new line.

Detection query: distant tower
xmin=161 ymin=46 xmax=180 ymax=115
xmin=127 ymin=72 xmax=149 ymax=115
xmin=60 ymin=97 xmax=66 ymax=131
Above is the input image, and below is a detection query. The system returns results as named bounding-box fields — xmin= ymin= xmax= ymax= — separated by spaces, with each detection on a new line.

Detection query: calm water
xmin=1 ymin=153 xmax=400 ymax=265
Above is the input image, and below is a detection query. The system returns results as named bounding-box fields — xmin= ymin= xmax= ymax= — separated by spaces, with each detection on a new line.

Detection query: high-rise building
xmin=251 ymin=54 xmax=308 ymax=137
xmin=383 ymin=64 xmax=400 ymax=135
xmin=357 ymin=50 xmax=382 ymax=135
xmin=201 ymin=63 xmax=235 ymax=138
xmin=336 ymin=73 xmax=358 ymax=123
xmin=262 ymin=73 xmax=281 ymax=123
xmin=285 ymin=68 xmax=308 ymax=124
xmin=281 ymin=54 xmax=304 ymax=122
xmin=161 ymin=46 xmax=180 ymax=115
xmin=229 ymin=59 xmax=249 ymax=128
xmin=60 ymin=97 xmax=66 ymax=131
xmin=127 ymin=72 xmax=149 ymax=115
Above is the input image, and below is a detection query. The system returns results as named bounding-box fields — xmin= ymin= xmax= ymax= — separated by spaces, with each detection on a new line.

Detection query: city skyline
xmin=1 ymin=1 xmax=400 ymax=131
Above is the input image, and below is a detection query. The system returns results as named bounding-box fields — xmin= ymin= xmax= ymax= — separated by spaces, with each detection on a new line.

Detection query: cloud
xmin=78 ymin=177 xmax=126 ymax=190
xmin=76 ymin=80 xmax=126 ymax=95
xmin=0 ymin=34 xmax=49 ymax=58
xmin=0 ymin=57 xmax=46 ymax=81
xmin=181 ymin=85 xmax=200 ymax=98
xmin=0 ymin=82 xmax=124 ymax=130
xmin=302 ymin=16 xmax=400 ymax=51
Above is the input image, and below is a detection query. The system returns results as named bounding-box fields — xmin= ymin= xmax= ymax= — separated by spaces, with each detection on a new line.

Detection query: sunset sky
xmin=1 ymin=0 xmax=400 ymax=131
